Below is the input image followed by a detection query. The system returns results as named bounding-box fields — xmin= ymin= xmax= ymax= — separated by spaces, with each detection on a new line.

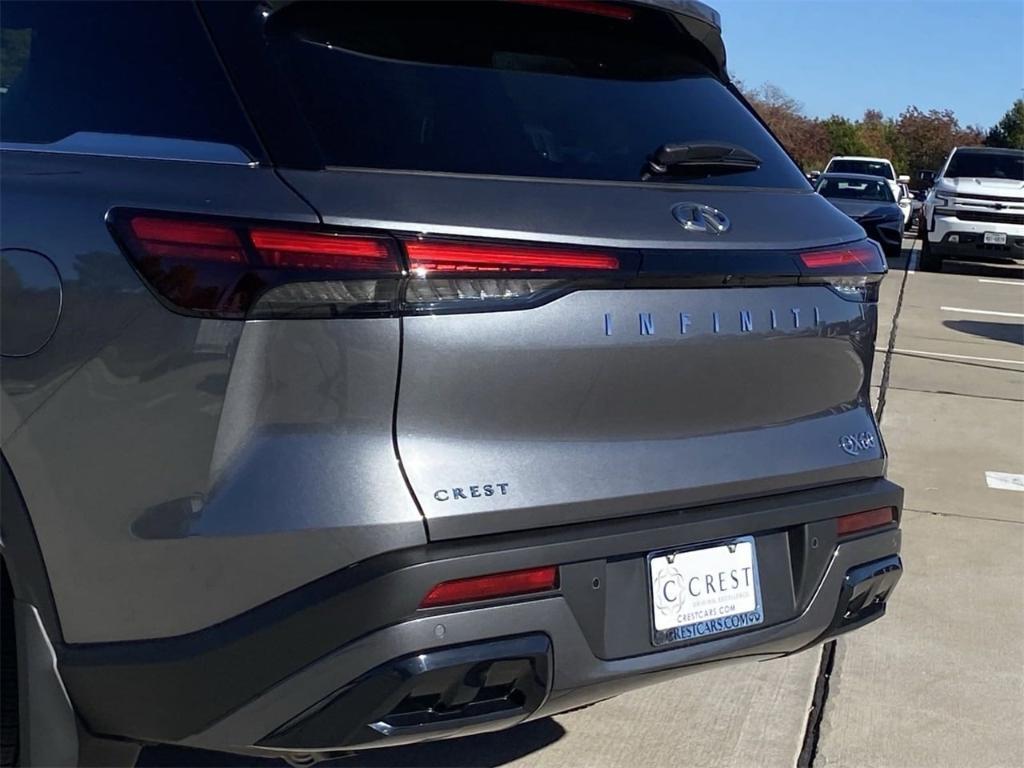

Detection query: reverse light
xmin=837 ymin=507 xmax=896 ymax=537
xmin=420 ymin=566 xmax=559 ymax=608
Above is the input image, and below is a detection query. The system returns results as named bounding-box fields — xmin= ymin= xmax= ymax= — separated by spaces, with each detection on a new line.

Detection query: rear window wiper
xmin=642 ymin=142 xmax=762 ymax=180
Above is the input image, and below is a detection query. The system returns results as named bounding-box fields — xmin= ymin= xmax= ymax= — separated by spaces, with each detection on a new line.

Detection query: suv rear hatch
xmin=204 ymin=0 xmax=885 ymax=540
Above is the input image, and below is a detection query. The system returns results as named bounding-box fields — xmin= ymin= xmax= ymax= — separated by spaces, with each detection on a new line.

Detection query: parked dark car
xmin=0 ymin=2 xmax=902 ymax=765
xmin=816 ymin=173 xmax=906 ymax=260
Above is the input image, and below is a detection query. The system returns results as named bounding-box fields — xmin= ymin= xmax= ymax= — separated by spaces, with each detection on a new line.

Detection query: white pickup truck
xmin=921 ymin=146 xmax=1024 ymax=271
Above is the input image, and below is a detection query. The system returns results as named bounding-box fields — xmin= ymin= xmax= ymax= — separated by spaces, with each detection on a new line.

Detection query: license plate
xmin=984 ymin=232 xmax=1007 ymax=245
xmin=648 ymin=537 xmax=763 ymax=646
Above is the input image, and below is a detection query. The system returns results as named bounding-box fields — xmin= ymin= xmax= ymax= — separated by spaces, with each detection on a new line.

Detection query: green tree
xmin=821 ymin=116 xmax=868 ymax=157
xmin=892 ymin=107 xmax=982 ymax=175
xmin=858 ymin=109 xmax=903 ymax=170
xmin=739 ymin=82 xmax=829 ymax=171
xmin=986 ymin=99 xmax=1024 ymax=149
xmin=0 ymin=28 xmax=32 ymax=89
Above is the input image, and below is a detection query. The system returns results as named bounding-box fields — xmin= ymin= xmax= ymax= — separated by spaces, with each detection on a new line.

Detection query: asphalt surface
xmin=141 ymin=237 xmax=1024 ymax=768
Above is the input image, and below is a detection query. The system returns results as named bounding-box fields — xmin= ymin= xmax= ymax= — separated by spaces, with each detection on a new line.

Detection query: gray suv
xmin=0 ymin=2 xmax=902 ymax=765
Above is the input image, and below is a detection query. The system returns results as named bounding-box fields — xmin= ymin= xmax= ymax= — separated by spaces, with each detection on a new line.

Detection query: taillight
xmin=798 ymin=240 xmax=885 ymax=302
xmin=130 ymin=217 xmax=246 ymax=263
xmin=405 ymin=240 xmax=620 ymax=273
xmin=110 ymin=211 xmax=402 ymax=319
xmin=420 ymin=566 xmax=559 ymax=609
xmin=249 ymin=229 xmax=396 ymax=271
xmin=111 ymin=211 xmax=884 ymax=319
xmin=402 ymin=237 xmax=625 ymax=312
xmin=837 ymin=507 xmax=896 ymax=537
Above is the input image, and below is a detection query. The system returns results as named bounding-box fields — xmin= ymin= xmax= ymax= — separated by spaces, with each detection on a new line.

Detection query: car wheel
xmin=1 ymin=568 xmax=18 ymax=768
xmin=918 ymin=235 xmax=941 ymax=272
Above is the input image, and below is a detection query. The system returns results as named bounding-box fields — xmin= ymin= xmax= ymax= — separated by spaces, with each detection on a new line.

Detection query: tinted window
xmin=0 ymin=2 xmax=262 ymax=160
xmin=214 ymin=1 xmax=805 ymax=187
xmin=818 ymin=177 xmax=894 ymax=202
xmin=944 ymin=150 xmax=1024 ymax=181
xmin=826 ymin=160 xmax=895 ymax=180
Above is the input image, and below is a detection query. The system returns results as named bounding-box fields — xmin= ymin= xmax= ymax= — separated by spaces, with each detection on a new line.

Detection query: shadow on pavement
xmin=138 ymin=718 xmax=567 ymax=768
xmin=943 ymin=319 xmax=1024 ymax=346
xmin=939 ymin=259 xmax=1024 ymax=279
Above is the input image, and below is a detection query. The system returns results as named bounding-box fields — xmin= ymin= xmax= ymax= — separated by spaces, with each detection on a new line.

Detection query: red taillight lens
xmin=797 ymin=240 xmax=885 ymax=302
xmin=513 ymin=0 xmax=635 ymax=21
xmin=250 ymin=229 xmax=397 ymax=271
xmin=799 ymin=241 xmax=884 ymax=271
xmin=113 ymin=212 xmax=401 ymax=318
xmin=404 ymin=239 xmax=620 ymax=274
xmin=420 ymin=566 xmax=559 ymax=608
xmin=837 ymin=507 xmax=896 ymax=537
xmin=129 ymin=217 xmax=246 ymax=263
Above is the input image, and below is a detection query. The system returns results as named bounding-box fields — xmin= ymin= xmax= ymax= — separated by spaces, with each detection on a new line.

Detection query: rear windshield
xmin=817 ymin=177 xmax=894 ymax=202
xmin=219 ymin=1 xmax=806 ymax=188
xmin=944 ymin=150 xmax=1024 ymax=181
xmin=826 ymin=160 xmax=895 ymax=180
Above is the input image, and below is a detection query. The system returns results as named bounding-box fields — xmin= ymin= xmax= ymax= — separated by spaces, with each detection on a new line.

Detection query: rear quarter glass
xmin=202 ymin=0 xmax=807 ymax=187
xmin=0 ymin=1 xmax=263 ymax=161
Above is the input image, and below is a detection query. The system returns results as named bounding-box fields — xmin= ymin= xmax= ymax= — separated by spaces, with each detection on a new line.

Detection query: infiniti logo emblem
xmin=671 ymin=203 xmax=731 ymax=234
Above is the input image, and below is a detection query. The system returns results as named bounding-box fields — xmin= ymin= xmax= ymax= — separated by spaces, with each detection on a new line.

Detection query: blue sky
xmin=712 ymin=0 xmax=1024 ymax=129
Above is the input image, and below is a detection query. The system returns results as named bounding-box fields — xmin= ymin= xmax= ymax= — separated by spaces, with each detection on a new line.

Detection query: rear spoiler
xmin=265 ymin=0 xmax=728 ymax=77
xmin=638 ymin=0 xmax=726 ymax=75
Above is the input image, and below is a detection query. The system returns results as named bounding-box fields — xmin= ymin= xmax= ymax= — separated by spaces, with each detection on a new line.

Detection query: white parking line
xmin=906 ymin=243 xmax=919 ymax=274
xmin=985 ymin=471 xmax=1024 ymax=492
xmin=874 ymin=346 xmax=1024 ymax=366
xmin=939 ymin=306 xmax=1024 ymax=319
xmin=978 ymin=278 xmax=1023 ymax=286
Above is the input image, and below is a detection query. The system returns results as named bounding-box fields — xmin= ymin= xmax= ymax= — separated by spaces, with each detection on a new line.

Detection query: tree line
xmin=739 ymin=83 xmax=1024 ymax=184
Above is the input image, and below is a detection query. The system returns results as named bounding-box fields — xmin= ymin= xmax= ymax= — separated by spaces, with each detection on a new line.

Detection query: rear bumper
xmin=60 ymin=478 xmax=903 ymax=754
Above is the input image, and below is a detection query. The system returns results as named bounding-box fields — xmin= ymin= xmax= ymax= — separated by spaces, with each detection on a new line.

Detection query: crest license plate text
xmin=649 ymin=538 xmax=763 ymax=646
xmin=983 ymin=232 xmax=1007 ymax=245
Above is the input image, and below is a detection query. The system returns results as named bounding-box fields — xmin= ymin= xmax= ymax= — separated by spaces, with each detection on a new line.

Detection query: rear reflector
xmin=404 ymin=239 xmax=620 ymax=274
xmin=837 ymin=507 xmax=896 ymax=537
xmin=420 ymin=566 xmax=558 ymax=608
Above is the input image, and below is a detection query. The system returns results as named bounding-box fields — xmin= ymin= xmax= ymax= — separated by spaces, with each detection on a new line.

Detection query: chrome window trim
xmin=0 ymin=132 xmax=258 ymax=167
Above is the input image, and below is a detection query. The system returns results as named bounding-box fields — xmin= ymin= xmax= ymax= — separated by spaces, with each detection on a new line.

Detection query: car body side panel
xmin=0 ymin=152 xmax=424 ymax=642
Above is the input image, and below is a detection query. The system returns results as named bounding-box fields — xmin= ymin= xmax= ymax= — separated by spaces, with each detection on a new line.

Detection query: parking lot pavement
xmin=143 ymin=240 xmax=1023 ymax=768
xmin=817 ymin=244 xmax=1024 ymax=768
xmin=329 ymin=652 xmax=820 ymax=768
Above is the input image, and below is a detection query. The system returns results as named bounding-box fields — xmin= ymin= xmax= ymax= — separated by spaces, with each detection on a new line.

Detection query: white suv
xmin=823 ymin=156 xmax=909 ymax=203
xmin=921 ymin=147 xmax=1024 ymax=271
